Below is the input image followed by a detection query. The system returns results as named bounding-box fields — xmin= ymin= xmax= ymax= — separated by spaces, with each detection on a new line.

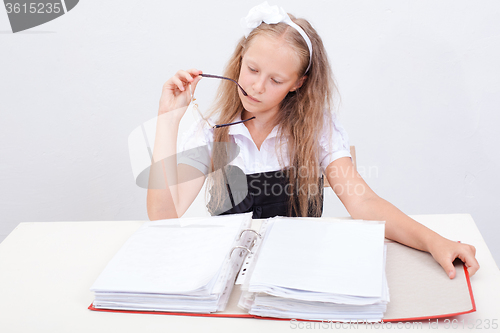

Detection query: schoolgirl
xmin=147 ymin=2 xmax=479 ymax=279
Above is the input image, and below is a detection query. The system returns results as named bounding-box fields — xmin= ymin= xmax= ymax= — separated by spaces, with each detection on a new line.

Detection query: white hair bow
xmin=240 ymin=1 xmax=289 ymax=38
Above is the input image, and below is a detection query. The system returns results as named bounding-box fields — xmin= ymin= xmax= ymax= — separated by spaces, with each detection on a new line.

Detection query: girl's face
xmin=238 ymin=34 xmax=305 ymax=118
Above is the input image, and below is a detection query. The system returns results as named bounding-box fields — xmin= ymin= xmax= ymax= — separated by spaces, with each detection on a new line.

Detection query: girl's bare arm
xmin=146 ymin=69 xmax=205 ymax=220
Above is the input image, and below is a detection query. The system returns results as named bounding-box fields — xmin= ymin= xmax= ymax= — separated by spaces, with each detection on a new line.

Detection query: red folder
xmin=89 ymin=241 xmax=475 ymax=322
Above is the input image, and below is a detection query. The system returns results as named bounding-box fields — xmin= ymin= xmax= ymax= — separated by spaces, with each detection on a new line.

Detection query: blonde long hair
xmin=207 ymin=14 xmax=337 ymax=217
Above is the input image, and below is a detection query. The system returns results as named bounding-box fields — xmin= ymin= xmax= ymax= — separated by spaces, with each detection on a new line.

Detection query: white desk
xmin=0 ymin=214 xmax=499 ymax=332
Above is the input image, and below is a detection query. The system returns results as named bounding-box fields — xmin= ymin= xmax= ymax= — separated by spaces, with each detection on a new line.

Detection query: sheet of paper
xmin=91 ymin=215 xmax=248 ymax=295
xmin=248 ymin=218 xmax=386 ymax=297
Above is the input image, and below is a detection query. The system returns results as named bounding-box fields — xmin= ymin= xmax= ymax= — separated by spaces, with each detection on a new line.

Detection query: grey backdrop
xmin=1 ymin=0 xmax=499 ymax=267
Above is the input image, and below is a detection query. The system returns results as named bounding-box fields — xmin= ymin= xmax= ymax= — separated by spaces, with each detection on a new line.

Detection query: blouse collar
xmin=228 ymin=113 xmax=280 ymax=142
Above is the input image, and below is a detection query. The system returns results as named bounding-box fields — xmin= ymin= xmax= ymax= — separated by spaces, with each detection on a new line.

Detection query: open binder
xmin=89 ymin=214 xmax=475 ymax=322
xmin=90 ymin=213 xmax=255 ymax=313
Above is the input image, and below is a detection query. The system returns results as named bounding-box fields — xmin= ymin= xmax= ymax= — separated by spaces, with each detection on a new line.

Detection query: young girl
xmin=147 ymin=2 xmax=479 ymax=279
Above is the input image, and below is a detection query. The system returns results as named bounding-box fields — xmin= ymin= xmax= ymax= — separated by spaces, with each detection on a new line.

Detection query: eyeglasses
xmin=199 ymin=73 xmax=248 ymax=96
xmin=190 ymin=73 xmax=255 ymax=129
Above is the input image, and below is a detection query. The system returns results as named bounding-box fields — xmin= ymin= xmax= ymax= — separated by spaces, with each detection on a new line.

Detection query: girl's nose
xmin=252 ymin=76 xmax=266 ymax=94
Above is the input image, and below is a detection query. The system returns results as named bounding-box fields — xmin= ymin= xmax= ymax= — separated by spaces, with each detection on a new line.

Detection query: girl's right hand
xmin=158 ymin=68 xmax=203 ymax=115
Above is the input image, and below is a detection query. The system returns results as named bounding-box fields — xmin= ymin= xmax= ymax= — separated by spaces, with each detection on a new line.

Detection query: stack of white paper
xmin=91 ymin=213 xmax=252 ymax=313
xmin=239 ymin=218 xmax=389 ymax=321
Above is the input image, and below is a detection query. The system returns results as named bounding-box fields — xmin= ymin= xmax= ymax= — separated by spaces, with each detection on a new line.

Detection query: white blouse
xmin=177 ymin=111 xmax=351 ymax=176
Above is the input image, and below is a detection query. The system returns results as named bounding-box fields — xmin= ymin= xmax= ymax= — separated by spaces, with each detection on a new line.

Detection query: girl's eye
xmin=249 ymin=67 xmax=257 ymax=72
xmin=272 ymin=79 xmax=283 ymax=84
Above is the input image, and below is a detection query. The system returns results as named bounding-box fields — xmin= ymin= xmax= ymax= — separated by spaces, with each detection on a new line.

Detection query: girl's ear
xmin=290 ymin=75 xmax=308 ymax=92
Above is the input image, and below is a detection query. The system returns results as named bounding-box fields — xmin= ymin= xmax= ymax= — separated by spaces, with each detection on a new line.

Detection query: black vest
xmin=208 ymin=166 xmax=323 ymax=218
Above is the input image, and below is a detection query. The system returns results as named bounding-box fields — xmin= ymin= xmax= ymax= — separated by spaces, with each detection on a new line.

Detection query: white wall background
xmin=1 ymin=0 xmax=498 ymax=266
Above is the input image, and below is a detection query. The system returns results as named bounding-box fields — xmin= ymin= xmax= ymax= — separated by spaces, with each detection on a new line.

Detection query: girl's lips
xmin=247 ymin=95 xmax=260 ymax=103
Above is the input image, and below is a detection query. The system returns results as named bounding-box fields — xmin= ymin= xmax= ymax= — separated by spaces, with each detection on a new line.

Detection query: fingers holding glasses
xmin=188 ymin=69 xmax=203 ymax=97
xmin=160 ymin=69 xmax=249 ymax=115
xmin=169 ymin=69 xmax=202 ymax=93
xmin=159 ymin=69 xmax=203 ymax=114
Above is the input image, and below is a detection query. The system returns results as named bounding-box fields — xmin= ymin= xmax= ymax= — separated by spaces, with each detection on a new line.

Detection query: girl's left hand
xmin=429 ymin=238 xmax=480 ymax=279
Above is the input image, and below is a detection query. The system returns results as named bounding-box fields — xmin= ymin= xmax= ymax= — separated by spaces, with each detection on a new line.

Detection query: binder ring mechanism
xmin=229 ymin=230 xmax=262 ymax=258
